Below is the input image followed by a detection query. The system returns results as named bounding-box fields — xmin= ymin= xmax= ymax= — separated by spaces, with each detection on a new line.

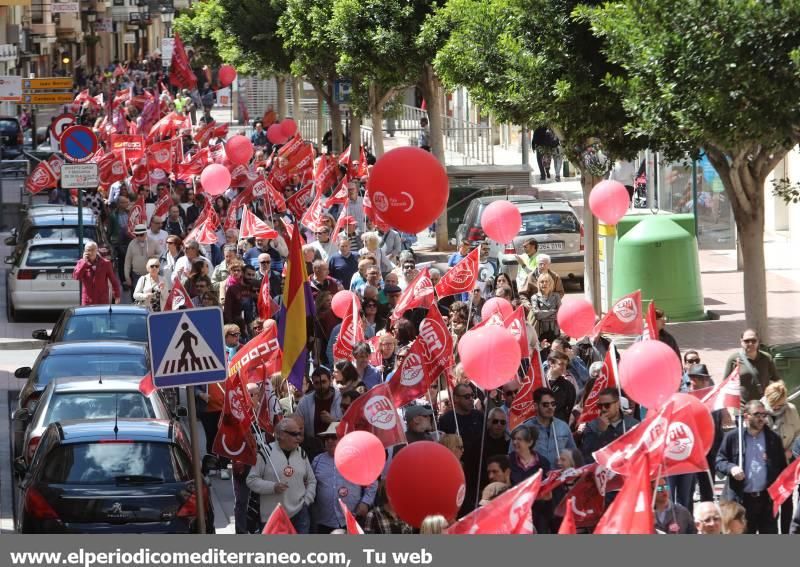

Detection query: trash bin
xmin=766 ymin=343 xmax=800 ymax=394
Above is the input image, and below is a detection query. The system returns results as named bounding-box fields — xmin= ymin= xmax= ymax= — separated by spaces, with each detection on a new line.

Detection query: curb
xmin=0 ymin=340 xmax=44 ymax=351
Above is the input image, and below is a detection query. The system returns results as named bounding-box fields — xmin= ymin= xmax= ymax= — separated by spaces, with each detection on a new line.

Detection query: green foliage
xmin=279 ymin=0 xmax=340 ymax=90
xmin=173 ymin=1 xmax=227 ymax=68
xmin=772 ymin=177 xmax=800 ymax=204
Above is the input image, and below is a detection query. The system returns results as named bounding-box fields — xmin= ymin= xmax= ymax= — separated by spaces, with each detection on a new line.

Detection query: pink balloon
xmin=458 ymin=325 xmax=521 ymax=390
xmin=557 ymin=297 xmax=597 ymax=338
xmin=482 ymin=200 xmax=522 ymax=243
xmin=199 ymin=164 xmax=231 ymax=196
xmin=267 ymin=124 xmax=288 ymax=146
xmin=218 ymin=65 xmax=237 ymax=88
xmin=332 ymin=290 xmax=360 ymax=319
xmin=280 ymin=118 xmax=298 ymax=138
xmin=481 ymin=297 xmax=514 ymax=322
xmin=226 ymin=135 xmax=254 ymax=166
xmin=589 ymin=180 xmax=630 ymax=225
xmin=619 ymin=340 xmax=682 ymax=409
xmin=334 ymin=431 xmax=386 ymax=486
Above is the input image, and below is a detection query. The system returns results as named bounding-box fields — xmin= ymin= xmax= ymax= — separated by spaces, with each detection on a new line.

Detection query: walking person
xmin=132 ymin=257 xmax=169 ymax=311
xmin=72 ymin=241 xmax=122 ymax=306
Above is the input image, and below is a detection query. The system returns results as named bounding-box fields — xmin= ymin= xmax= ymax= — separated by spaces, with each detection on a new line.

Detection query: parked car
xmin=16 ymin=419 xmax=215 ymax=533
xmin=5 ymin=237 xmax=81 ymax=321
xmin=0 ymin=116 xmax=23 ymax=159
xmin=454 ymin=195 xmax=540 ymax=259
xmin=15 ymin=341 xmax=149 ymax=411
xmin=32 ymin=305 xmax=148 ymax=344
xmin=14 ymin=376 xmax=186 ymax=463
xmin=500 ymin=199 xmax=585 ymax=286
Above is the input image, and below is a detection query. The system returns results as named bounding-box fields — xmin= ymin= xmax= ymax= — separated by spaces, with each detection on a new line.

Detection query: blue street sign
xmin=334 ymin=80 xmax=352 ymax=105
xmin=59 ymin=125 xmax=98 ymax=163
xmin=148 ymin=307 xmax=227 ymax=388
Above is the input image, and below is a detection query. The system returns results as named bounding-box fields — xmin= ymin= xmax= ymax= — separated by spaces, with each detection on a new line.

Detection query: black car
xmin=16 ymin=419 xmax=214 ymax=533
xmin=32 ymin=305 xmax=148 ymax=343
xmin=15 ymin=341 xmax=149 ymax=411
xmin=0 ymin=116 xmax=23 ymax=159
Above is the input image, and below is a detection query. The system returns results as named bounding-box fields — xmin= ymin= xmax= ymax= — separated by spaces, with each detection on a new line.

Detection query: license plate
xmin=538 ymin=241 xmax=564 ymax=251
xmin=47 ymin=272 xmax=71 ymax=280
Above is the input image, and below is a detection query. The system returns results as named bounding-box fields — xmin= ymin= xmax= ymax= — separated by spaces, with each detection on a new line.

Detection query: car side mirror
xmin=201 ymin=454 xmax=218 ymax=476
xmin=14 ymin=367 xmax=31 ymax=379
xmin=31 ymin=329 xmax=49 ymax=341
xmin=4 ymin=256 xmax=14 ymax=265
xmin=4 ymin=236 xmax=16 ymax=246
xmin=174 ymin=406 xmax=188 ymax=418
xmin=12 ymin=408 xmax=31 ymax=422
xmin=13 ymin=457 xmax=28 ymax=476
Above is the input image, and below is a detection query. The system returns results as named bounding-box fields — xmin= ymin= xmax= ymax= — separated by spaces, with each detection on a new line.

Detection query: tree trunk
xmin=291 ymin=76 xmax=302 ymax=119
xmin=580 ymin=170 xmax=602 ymax=312
xmin=316 ymin=92 xmax=325 ymax=146
xmin=275 ymin=75 xmax=287 ymax=119
xmin=371 ymin=110 xmax=385 ymax=157
xmin=330 ymin=99 xmax=344 ymax=154
xmin=420 ymin=63 xmax=449 ymax=250
xmin=349 ymin=112 xmax=361 ymax=163
xmin=737 ymin=209 xmax=768 ymax=341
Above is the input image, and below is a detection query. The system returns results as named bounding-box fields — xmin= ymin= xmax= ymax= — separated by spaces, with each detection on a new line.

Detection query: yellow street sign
xmin=22 ymin=92 xmax=75 ymax=105
xmin=22 ymin=77 xmax=74 ymax=91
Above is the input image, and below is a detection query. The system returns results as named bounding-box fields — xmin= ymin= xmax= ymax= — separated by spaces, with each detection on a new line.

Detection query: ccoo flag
xmin=279 ymin=225 xmax=313 ymax=390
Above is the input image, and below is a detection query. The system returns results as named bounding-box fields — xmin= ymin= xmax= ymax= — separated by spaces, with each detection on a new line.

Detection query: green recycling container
xmin=766 ymin=343 xmax=800 ymax=394
xmin=612 ymin=213 xmax=705 ymax=321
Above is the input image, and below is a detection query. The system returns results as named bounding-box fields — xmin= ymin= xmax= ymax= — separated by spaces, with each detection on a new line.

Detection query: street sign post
xmin=59 ymin=125 xmax=98 ymax=163
xmin=22 ymin=77 xmax=73 ymax=90
xmin=22 ymin=92 xmax=74 ymax=105
xmin=148 ymin=307 xmax=227 ymax=388
xmin=61 ymin=163 xmax=98 ymax=189
xmin=50 ymin=113 xmax=76 ymax=141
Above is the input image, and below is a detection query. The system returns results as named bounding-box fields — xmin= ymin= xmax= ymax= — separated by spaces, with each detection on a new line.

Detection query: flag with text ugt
xmin=212 ymin=372 xmax=257 ymax=466
xmin=163 ymin=278 xmax=193 ymax=311
xmin=169 ymin=33 xmax=197 ymax=91
xmin=593 ymin=452 xmax=654 ymax=534
xmin=390 ymin=268 xmax=434 ymax=322
xmin=434 ymin=246 xmax=479 ymax=298
xmin=337 ymin=383 xmax=406 ymax=448
xmin=25 ymin=155 xmax=63 ymax=195
xmin=592 ymin=290 xmax=643 ymax=336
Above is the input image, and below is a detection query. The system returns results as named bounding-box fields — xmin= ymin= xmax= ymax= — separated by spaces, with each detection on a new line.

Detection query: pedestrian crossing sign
xmin=147 ymin=307 xmax=227 ymax=388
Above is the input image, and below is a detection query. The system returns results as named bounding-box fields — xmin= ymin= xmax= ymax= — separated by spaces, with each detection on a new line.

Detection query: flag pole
xmin=552 ymin=421 xmax=560 ymax=460
xmin=737 ymin=412 xmax=743 ymax=470
xmin=651 ymin=463 xmax=663 ymax=509
xmin=609 ymin=341 xmax=626 ymax=433
xmin=473 ymin=398 xmax=489 ymax=511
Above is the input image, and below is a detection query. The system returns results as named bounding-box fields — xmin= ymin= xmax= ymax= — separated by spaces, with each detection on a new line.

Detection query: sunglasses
xmin=457 ymin=393 xmax=475 ymax=400
xmin=539 ymin=401 xmax=557 ymax=408
xmin=750 ymin=412 xmax=768 ymax=418
xmin=656 ymin=485 xmax=668 ymax=493
xmin=491 ymin=419 xmax=507 ymax=425
xmin=598 ymin=401 xmax=616 ymax=409
xmin=685 ymin=358 xmax=700 ymax=364
xmin=259 ymin=260 xmax=269 ymax=265
xmin=742 ymin=338 xmax=758 ymax=344
xmin=148 ymin=265 xmax=159 ymax=269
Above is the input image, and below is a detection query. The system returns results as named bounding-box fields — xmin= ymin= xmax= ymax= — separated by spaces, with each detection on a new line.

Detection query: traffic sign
xmin=148 ymin=307 xmax=227 ymax=388
xmin=0 ymin=76 xmax=22 ymax=102
xmin=59 ymin=125 xmax=98 ymax=163
xmin=61 ymin=163 xmax=98 ymax=189
xmin=22 ymin=77 xmax=73 ymax=90
xmin=334 ymin=80 xmax=352 ymax=105
xmin=50 ymin=113 xmax=76 ymax=141
xmin=22 ymin=92 xmax=74 ymax=105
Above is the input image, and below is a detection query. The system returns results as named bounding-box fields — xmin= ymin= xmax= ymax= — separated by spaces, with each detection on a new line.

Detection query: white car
xmin=5 ymin=237 xmax=80 ymax=321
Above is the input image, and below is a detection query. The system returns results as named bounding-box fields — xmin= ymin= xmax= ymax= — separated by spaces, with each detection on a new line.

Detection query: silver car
xmin=13 ymin=376 xmax=185 ymax=464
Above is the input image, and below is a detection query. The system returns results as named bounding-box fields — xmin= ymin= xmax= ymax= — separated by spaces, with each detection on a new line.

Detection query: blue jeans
xmin=668 ymin=473 xmax=696 ymax=513
xmin=290 ymin=505 xmax=311 ymax=534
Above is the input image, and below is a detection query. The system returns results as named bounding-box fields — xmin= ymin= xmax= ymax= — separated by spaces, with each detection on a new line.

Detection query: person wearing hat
xmin=124 ymin=223 xmax=161 ymax=297
xmin=311 ymin=422 xmax=377 ymax=533
xmin=404 ymin=404 xmax=438 ymax=444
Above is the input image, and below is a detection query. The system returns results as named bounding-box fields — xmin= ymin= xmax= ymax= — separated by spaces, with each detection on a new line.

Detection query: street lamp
xmin=138 ymin=0 xmax=150 ymax=59
xmin=85 ymin=9 xmax=97 ymax=72
xmin=160 ymin=7 xmax=174 ymax=38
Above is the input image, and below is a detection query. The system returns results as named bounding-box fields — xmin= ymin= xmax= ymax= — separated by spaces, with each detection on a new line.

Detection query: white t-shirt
xmin=148 ymin=229 xmax=169 ymax=255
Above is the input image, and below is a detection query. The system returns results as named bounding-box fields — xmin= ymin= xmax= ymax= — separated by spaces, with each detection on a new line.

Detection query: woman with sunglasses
xmin=362 ymin=298 xmax=385 ymax=338
xmin=133 ymin=257 xmax=168 ymax=311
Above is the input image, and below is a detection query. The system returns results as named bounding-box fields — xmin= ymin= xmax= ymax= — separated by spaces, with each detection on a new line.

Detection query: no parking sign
xmin=59 ymin=125 xmax=98 ymax=163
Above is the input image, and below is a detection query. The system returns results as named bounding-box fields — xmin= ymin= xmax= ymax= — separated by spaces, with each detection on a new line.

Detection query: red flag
xmin=508 ymin=353 xmax=545 ymax=431
xmin=240 ymin=208 xmax=279 ymax=240
xmin=366 ymin=336 xmax=382 ymax=367
xmin=558 ymin=497 xmax=578 ymax=534
xmin=325 ymin=177 xmax=349 ymax=207
xmin=169 ymin=33 xmax=197 ymax=91
xmin=261 ymin=503 xmax=297 ymax=534
xmin=339 ymin=499 xmax=365 ymax=534
xmin=194 ymin=120 xmax=217 ymax=148
xmin=164 ymin=278 xmax=193 ymax=311
xmin=577 ymin=350 xmax=619 ymax=424
xmin=643 ymin=301 xmax=659 ymax=340
xmin=418 ymin=302 xmax=454 ymax=379
xmin=300 ymin=191 xmax=327 ymax=233
xmin=212 ymin=372 xmax=257 ymax=465
xmin=127 ymin=194 xmax=147 ymax=235
xmin=390 ymin=268 xmax=435 ymax=322
xmin=223 ymin=186 xmax=255 ymax=231
xmin=25 ymin=157 xmax=60 ymax=194
xmin=689 ymin=368 xmax=741 ymax=412
xmin=503 ymin=306 xmax=530 ymax=359
xmin=97 ymin=151 xmax=126 ymax=187
xmin=538 ymin=466 xmax=587 ymax=498
xmin=593 ymin=452 xmax=654 ymax=534
xmin=184 ymin=218 xmax=219 ymax=246
xmin=446 ymin=470 xmax=542 ymax=534
xmin=227 ymin=324 xmax=283 ymax=382
xmin=593 ymin=398 xmax=711 ymax=476
xmin=251 ymin=175 xmax=287 ymax=213
xmin=333 ymin=294 xmax=365 ymax=362
xmin=286 ymin=182 xmax=314 ymax=220
xmin=554 ymin=464 xmax=605 ymax=529
xmin=435 ymin=247 xmax=479 ymax=298
xmin=257 ymin=274 xmax=274 ymax=320
xmin=336 ymin=383 xmax=406 ymax=448
xmin=315 ymin=154 xmax=340 ymax=193
xmin=151 ymin=188 xmax=172 ymax=222
xmin=592 ymin=290 xmax=643 ymax=336
xmin=255 ymin=370 xmax=283 ymax=435
xmin=768 ymin=458 xmax=800 ymax=517
xmin=110 ymin=134 xmax=146 ymax=160
xmin=146 ymin=140 xmax=173 ymax=172
xmin=138 ymin=373 xmax=155 ymax=396
xmin=111 ymin=88 xmax=131 ymax=109
xmin=387 ymin=339 xmax=435 ymax=408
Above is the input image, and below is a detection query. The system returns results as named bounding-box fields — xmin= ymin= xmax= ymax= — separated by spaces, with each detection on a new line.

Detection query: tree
xmin=581 ymin=0 xmax=800 ymax=341
xmin=433 ymin=0 xmax=647 ymax=309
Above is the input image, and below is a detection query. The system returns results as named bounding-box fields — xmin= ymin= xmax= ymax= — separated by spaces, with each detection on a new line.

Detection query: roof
xmin=471 ymin=194 xmax=539 ymax=206
xmin=63 ymin=305 xmax=148 ymax=317
xmin=56 ymin=419 xmax=173 ymax=444
xmin=29 ymin=212 xmax=98 ymax=226
xmin=49 ymin=376 xmax=149 ymax=393
xmin=43 ymin=340 xmax=147 ymax=356
xmin=24 ymin=237 xmax=83 ymax=247
xmin=516 ymin=200 xmax=577 ymax=213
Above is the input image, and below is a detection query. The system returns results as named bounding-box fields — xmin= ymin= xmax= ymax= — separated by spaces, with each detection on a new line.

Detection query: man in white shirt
xmin=147 ymin=216 xmax=169 ymax=255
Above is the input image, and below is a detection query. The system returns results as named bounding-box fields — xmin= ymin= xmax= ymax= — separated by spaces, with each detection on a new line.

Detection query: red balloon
xmin=226 ymin=135 xmax=254 ymax=166
xmin=557 ymin=297 xmax=597 ymax=338
xmin=280 ymin=118 xmax=298 ymax=138
xmin=267 ymin=123 xmax=288 ymax=146
xmin=481 ymin=297 xmax=513 ymax=322
xmin=218 ymin=65 xmax=237 ymax=88
xmin=589 ymin=180 xmax=629 ymax=225
xmin=366 ymin=147 xmax=449 ymax=234
xmin=458 ymin=325 xmax=521 ymax=390
xmin=334 ymin=431 xmax=386 ymax=486
xmin=386 ymin=441 xmax=465 ymax=527
xmin=619 ymin=340 xmax=682 ymax=409
xmin=331 ymin=290 xmax=360 ymax=319
xmin=482 ymin=200 xmax=522 ymax=243
xmin=199 ymin=164 xmax=231 ymax=196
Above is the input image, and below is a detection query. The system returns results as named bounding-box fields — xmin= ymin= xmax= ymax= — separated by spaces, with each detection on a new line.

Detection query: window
xmin=36 ymin=353 xmax=149 ymax=384
xmin=62 ymin=313 xmax=147 ymax=342
xmin=26 ymin=226 xmax=98 ymax=242
xmin=45 ymin=392 xmax=154 ymax=423
xmin=25 ymin=244 xmax=80 ymax=267
xmin=520 ymin=212 xmax=580 ymax=235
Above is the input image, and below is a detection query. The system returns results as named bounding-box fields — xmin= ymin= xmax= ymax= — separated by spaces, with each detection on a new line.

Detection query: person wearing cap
xmin=297 ymin=367 xmax=343 ymax=454
xmin=311 ymin=422 xmax=377 ymax=533
xmin=403 ymin=405 xmax=438 ymax=443
xmin=124 ymin=223 xmax=161 ymax=296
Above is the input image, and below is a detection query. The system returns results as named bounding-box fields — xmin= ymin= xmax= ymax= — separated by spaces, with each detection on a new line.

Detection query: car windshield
xmin=45 ymin=392 xmax=155 ymax=422
xmin=27 ymin=226 xmax=98 ymax=242
xmin=0 ymin=119 xmax=19 ymax=133
xmin=39 ymin=442 xmax=184 ymax=484
xmin=36 ymin=353 xmax=148 ymax=385
xmin=26 ymin=244 xmax=80 ymax=267
xmin=62 ymin=313 xmax=147 ymax=342
xmin=520 ymin=212 xmax=580 ymax=234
